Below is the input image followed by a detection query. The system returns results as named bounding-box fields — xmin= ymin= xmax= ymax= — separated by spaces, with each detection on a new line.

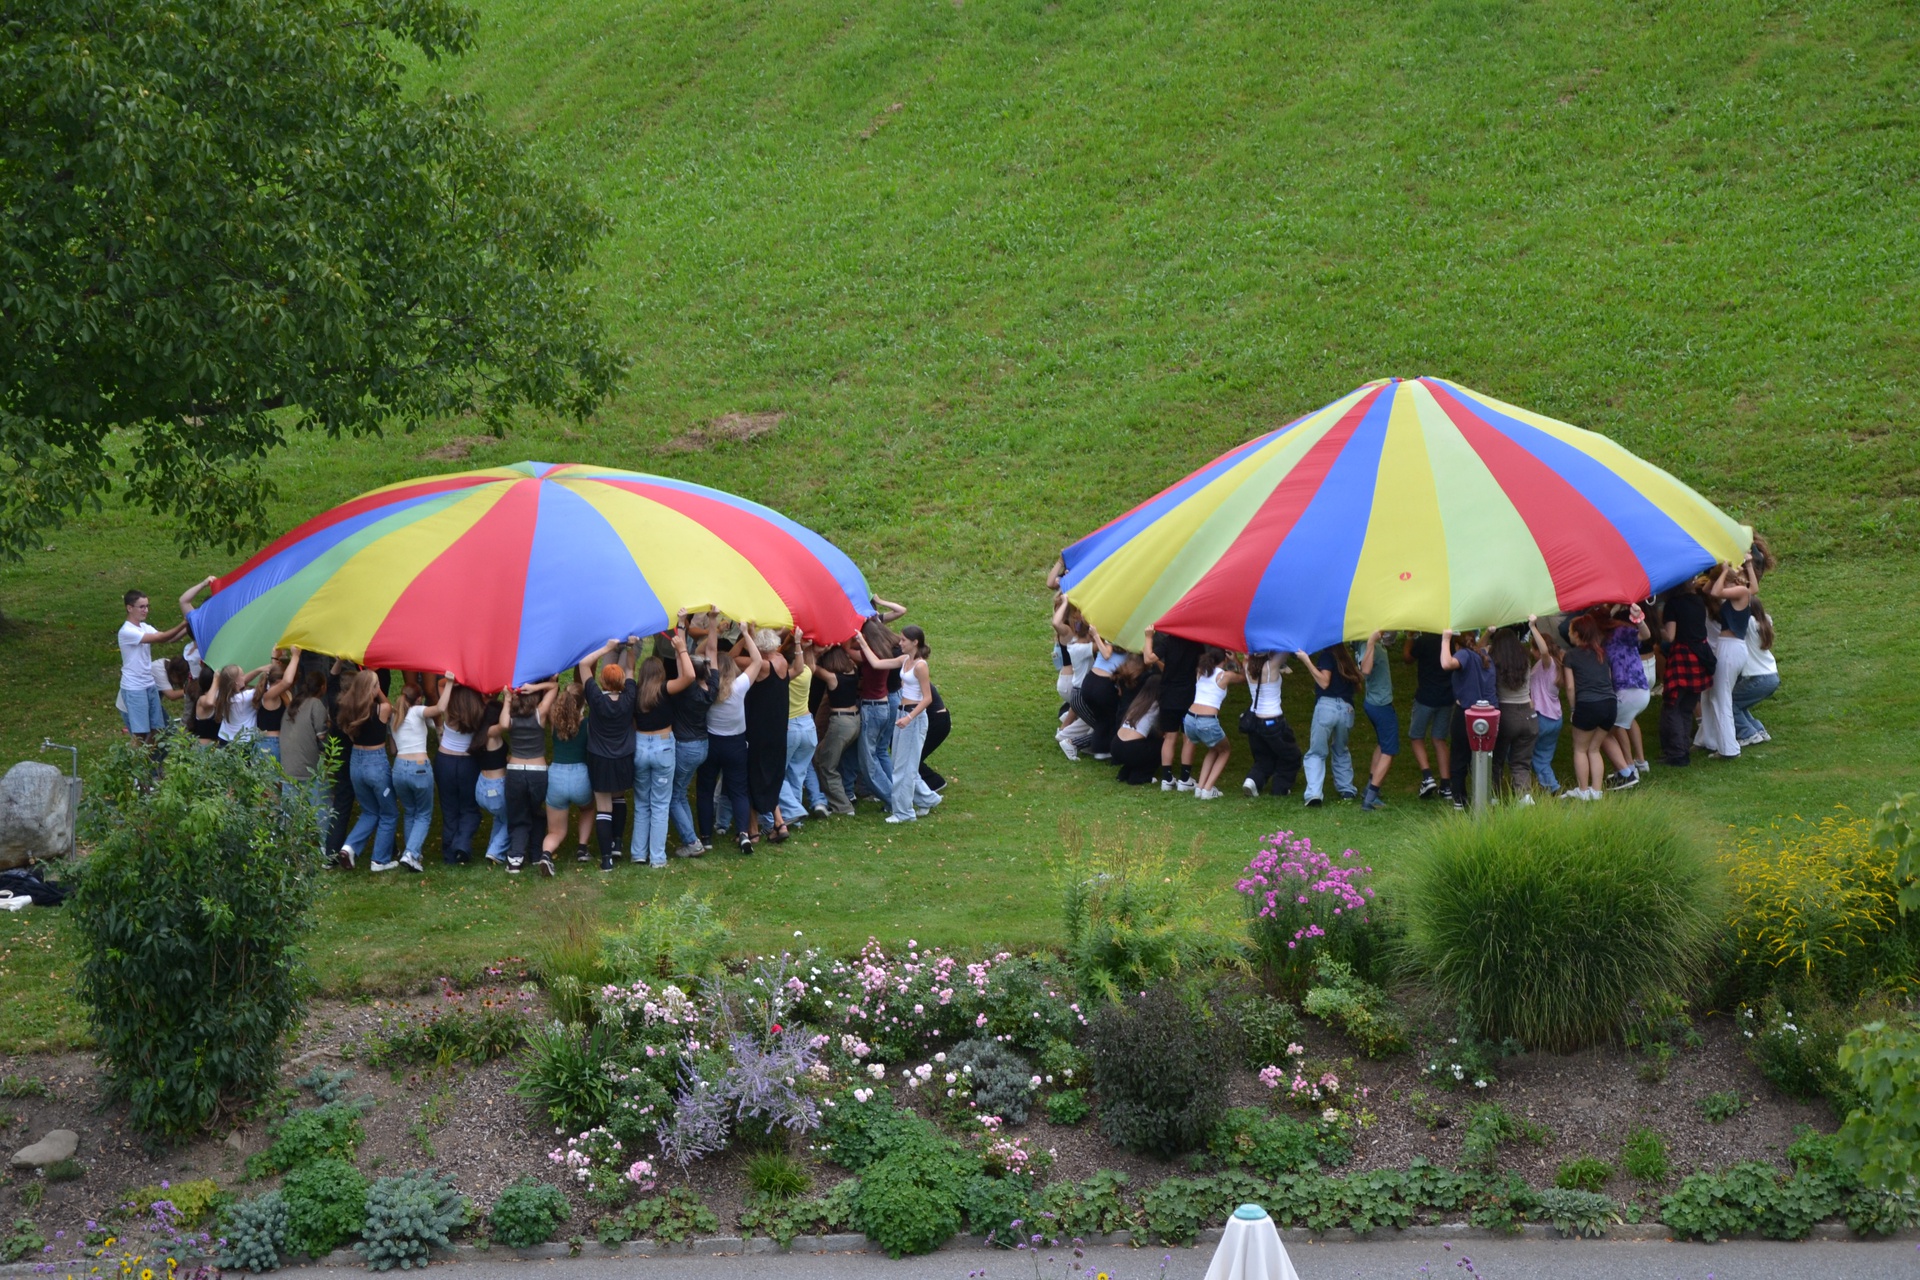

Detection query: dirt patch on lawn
xmin=419 ymin=437 xmax=495 ymax=462
xmin=665 ymin=412 xmax=786 ymax=453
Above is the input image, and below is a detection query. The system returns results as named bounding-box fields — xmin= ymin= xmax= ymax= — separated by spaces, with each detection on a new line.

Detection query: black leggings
xmin=1080 ymin=676 xmax=1121 ymax=756
xmin=918 ymin=707 xmax=951 ymax=791
xmin=1449 ymin=707 xmax=1472 ymax=805
xmin=1244 ymin=715 xmax=1303 ymax=796
xmin=1111 ymin=733 xmax=1163 ymax=785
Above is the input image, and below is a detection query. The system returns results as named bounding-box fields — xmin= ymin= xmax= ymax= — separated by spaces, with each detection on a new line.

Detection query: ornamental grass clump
xmin=1238 ymin=830 xmax=1378 ymax=996
xmin=1401 ymin=798 xmax=1723 ymax=1051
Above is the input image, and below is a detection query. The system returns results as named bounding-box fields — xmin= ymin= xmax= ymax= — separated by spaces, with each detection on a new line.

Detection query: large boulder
xmin=0 ymin=761 xmax=74 ymax=869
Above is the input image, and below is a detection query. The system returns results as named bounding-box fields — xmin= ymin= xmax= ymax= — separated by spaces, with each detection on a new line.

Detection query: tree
xmin=0 ymin=0 xmax=622 ymax=559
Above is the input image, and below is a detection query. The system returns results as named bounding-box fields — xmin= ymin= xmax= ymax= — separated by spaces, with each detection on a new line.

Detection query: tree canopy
xmin=0 ymin=0 xmax=622 ymax=558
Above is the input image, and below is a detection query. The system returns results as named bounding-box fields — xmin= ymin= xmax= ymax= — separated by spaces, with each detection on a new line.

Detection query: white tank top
xmin=1191 ymin=671 xmax=1229 ymax=711
xmin=439 ymin=725 xmax=474 ymax=754
xmin=707 ymin=673 xmax=751 ymax=736
xmin=1066 ymin=641 xmax=1094 ymax=688
xmin=1249 ymin=673 xmax=1283 ymax=717
xmin=393 ymin=705 xmax=431 ymax=755
xmin=899 ymin=661 xmax=925 ymax=704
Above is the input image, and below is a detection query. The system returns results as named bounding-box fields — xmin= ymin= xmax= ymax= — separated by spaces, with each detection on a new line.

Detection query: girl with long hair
xmin=779 ymin=631 xmax=825 ymax=826
xmin=544 ymin=678 xmax=596 ymax=862
xmin=1296 ymin=644 xmax=1360 ymax=806
xmin=1352 ymin=634 xmax=1394 ymax=810
xmin=855 ymin=624 xmax=943 ymax=823
xmin=254 ymin=656 xmax=299 ymax=760
xmin=1560 ymin=616 xmax=1631 ymax=799
xmin=1697 ymin=563 xmax=1754 ymax=758
xmin=667 ymin=618 xmax=720 ymax=856
xmin=279 ymin=664 xmax=331 ymax=847
xmin=1487 ymin=626 xmax=1538 ymax=800
xmin=1732 ymin=597 xmax=1780 ymax=745
xmin=633 ymin=629 xmax=697 ymax=867
xmin=1052 ymin=598 xmax=1097 ymax=760
xmin=392 ymin=676 xmax=453 ymax=873
xmin=1242 ymin=651 xmax=1302 ymax=799
xmin=811 ymin=643 xmax=862 ymax=815
xmin=1078 ymin=624 xmax=1126 ymax=761
xmin=578 ymin=637 xmax=639 ymax=871
xmin=336 ymin=669 xmax=398 ymax=870
xmin=499 ymin=680 xmax=558 ymax=874
xmin=854 ymin=616 xmax=902 ymax=803
xmin=472 ymin=694 xmax=511 ymax=865
xmin=700 ymin=625 xmax=763 ymax=853
xmin=1401 ymin=631 xmax=1453 ymax=799
xmin=1603 ymin=603 xmax=1652 ymax=785
xmin=1526 ymin=618 xmax=1565 ymax=794
xmin=1144 ymin=629 xmax=1202 ymax=791
xmin=1181 ymin=648 xmax=1243 ymax=800
xmin=433 ymin=683 xmax=487 ymax=865
xmin=1110 ymin=675 xmax=1165 ymax=786
xmin=203 ymin=661 xmax=271 ymax=746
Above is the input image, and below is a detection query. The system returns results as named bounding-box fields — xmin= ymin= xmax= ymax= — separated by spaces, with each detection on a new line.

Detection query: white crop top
xmin=439 ymin=725 xmax=474 ymax=754
xmin=393 ymin=705 xmax=432 ymax=755
xmin=899 ymin=662 xmax=924 ymax=704
xmin=1249 ymin=674 xmax=1283 ymax=717
xmin=1191 ymin=671 xmax=1230 ymax=711
xmin=1122 ymin=705 xmax=1160 ymax=737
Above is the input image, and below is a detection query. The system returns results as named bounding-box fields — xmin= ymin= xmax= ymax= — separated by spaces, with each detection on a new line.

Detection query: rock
xmin=0 ymin=762 xmax=74 ymax=869
xmin=225 ymin=1132 xmax=246 ymax=1151
xmin=10 ymin=1129 xmax=78 ymax=1168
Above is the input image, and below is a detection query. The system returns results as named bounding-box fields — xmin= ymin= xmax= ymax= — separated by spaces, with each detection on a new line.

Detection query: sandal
xmin=770 ymin=823 xmax=790 ymax=844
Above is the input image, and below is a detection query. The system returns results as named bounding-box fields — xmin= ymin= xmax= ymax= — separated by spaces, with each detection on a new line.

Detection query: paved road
xmin=282 ymin=1236 xmax=1920 ymax=1280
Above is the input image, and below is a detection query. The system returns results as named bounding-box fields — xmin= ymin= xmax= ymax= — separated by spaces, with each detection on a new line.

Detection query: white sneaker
xmin=1160 ymin=778 xmax=1175 ymax=791
xmin=336 ymin=845 xmax=356 ymax=869
xmin=1636 ymin=760 xmax=1652 ymax=774
xmin=919 ymin=793 xmax=943 ymax=811
xmin=1196 ymin=787 xmax=1217 ymax=800
xmin=1584 ymin=788 xmax=1602 ymax=800
xmin=370 ymin=859 xmax=397 ymax=873
xmin=884 ymin=814 xmax=916 ymax=825
xmin=1091 ymin=752 xmax=1112 ymax=761
xmin=1175 ymin=777 xmax=1197 ymax=792
xmin=1242 ymin=777 xmax=1258 ymax=797
xmin=1058 ymin=738 xmax=1080 ymax=761
xmin=400 ymin=854 xmax=423 ymax=873
xmin=1518 ymin=793 xmax=1535 ymax=807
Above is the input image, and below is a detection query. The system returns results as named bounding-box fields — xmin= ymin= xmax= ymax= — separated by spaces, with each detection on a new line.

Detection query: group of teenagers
xmin=115 ymin=585 xmax=951 ymax=875
xmin=1045 ymin=538 xmax=1783 ymax=807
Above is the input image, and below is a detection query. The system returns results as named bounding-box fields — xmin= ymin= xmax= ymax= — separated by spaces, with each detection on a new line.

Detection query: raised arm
xmin=1294 ymin=649 xmax=1331 ymax=690
xmin=423 ymin=673 xmax=456 ymax=721
xmin=1359 ymin=633 xmax=1379 ymax=677
xmin=1526 ymin=616 xmax=1551 ymax=663
xmin=262 ymin=648 xmax=302 ymax=702
xmin=1050 ymin=595 xmax=1076 ymax=643
xmin=852 ymin=627 xmax=907 ymax=670
xmin=577 ymin=637 xmax=619 ymax=685
xmin=1401 ymin=633 xmax=1417 ymax=664
xmin=665 ymin=619 xmax=696 ymax=694
xmin=739 ymin=625 xmax=769 ymax=683
xmin=872 ymin=598 xmax=908 ymax=623
xmin=1045 ymin=557 xmax=1065 ymax=590
xmin=1438 ymin=630 xmax=1461 ymax=671
xmin=1089 ymin=624 xmax=1114 ymax=662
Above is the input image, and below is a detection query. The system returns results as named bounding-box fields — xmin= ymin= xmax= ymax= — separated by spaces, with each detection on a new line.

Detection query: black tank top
xmin=256 ymin=699 xmax=285 ymax=732
xmin=350 ymin=713 xmax=388 ymax=748
xmin=473 ymin=733 xmax=509 ymax=771
xmin=189 ymin=705 xmax=221 ymax=742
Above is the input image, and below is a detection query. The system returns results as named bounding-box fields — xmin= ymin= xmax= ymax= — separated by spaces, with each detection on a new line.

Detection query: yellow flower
xmin=142 ymin=1269 xmax=155 ymax=1280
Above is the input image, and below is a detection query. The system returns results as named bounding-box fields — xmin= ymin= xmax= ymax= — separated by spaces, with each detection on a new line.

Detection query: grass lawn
xmin=2 ymin=0 xmax=1916 ymax=1049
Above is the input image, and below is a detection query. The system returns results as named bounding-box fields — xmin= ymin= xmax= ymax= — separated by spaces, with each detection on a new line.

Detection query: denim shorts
xmin=119 ymin=685 xmax=166 ymax=735
xmin=546 ymin=761 xmax=592 ymax=809
xmin=1363 ymin=700 xmax=1400 ymax=756
xmin=1182 ymin=712 xmax=1227 ymax=748
xmin=1409 ymin=700 xmax=1452 ymax=739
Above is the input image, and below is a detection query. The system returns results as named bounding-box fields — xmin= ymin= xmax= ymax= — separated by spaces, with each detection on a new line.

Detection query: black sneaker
xmin=1305 ymin=796 xmax=1323 ymax=808
xmin=538 ymin=857 xmax=555 ymax=878
xmin=576 ymin=848 xmax=591 ymax=863
xmin=1418 ymin=777 xmax=1440 ymax=799
xmin=599 ymin=853 xmax=615 ymax=872
xmin=506 ymin=857 xmax=524 ymax=875
xmin=1607 ymin=771 xmax=1640 ymax=791
xmin=737 ymin=834 xmax=754 ymax=856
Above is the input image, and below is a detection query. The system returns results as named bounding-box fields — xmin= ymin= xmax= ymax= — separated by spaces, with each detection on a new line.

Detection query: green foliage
xmin=1533 ymin=1187 xmax=1617 ymax=1238
xmin=1087 ymin=982 xmax=1228 ymax=1158
xmin=590 ymin=1187 xmax=718 ymax=1246
xmin=1058 ymin=820 xmax=1246 ymax=1004
xmin=1553 ymin=1156 xmax=1612 ymax=1194
xmin=1 ymin=1218 xmax=47 ymax=1264
xmin=124 ymin=1178 xmax=227 ymax=1225
xmin=44 ymin=1158 xmax=84 ymax=1183
xmin=1658 ymin=1161 xmax=1839 ymax=1242
xmin=0 ymin=0 xmax=619 ymax=558
xmin=282 ymin=1159 xmax=371 ymax=1259
xmin=744 ymin=1153 xmax=811 ymax=1202
xmin=1207 ymin=1107 xmax=1348 ymax=1177
xmin=1301 ymin=956 xmax=1408 ymax=1058
xmin=16 ymin=1184 xmax=41 ymax=1210
xmin=0 ymin=1076 xmax=48 ymax=1099
xmin=817 ymin=1088 xmax=940 ymax=1173
xmin=600 ymin=892 xmax=734 ymax=987
xmin=1402 ymin=800 xmax=1723 ymax=1051
xmin=1874 ymin=793 xmax=1920 ymax=917
xmin=947 ymin=1037 xmax=1036 ymax=1125
xmin=1419 ymin=1019 xmax=1518 ymax=1091
xmin=852 ymin=1140 xmax=972 ymax=1258
xmin=1043 ymin=1089 xmax=1090 ymax=1126
xmin=1621 ymin=1127 xmax=1670 ymax=1185
xmin=533 ymin=910 xmax=608 ymax=1026
xmin=487 ymin=1178 xmax=570 ymax=1249
xmin=512 ymin=1022 xmax=618 ymax=1134
xmin=250 ymin=1102 xmax=368 ymax=1177
xmin=360 ymin=1007 xmax=524 ymax=1071
xmin=1741 ymin=992 xmax=1861 ymax=1115
xmin=218 ymin=1194 xmax=289 ymax=1274
xmin=1219 ymin=989 xmax=1305 ymax=1070
xmin=71 ymin=737 xmax=326 ymax=1142
xmin=1034 ymin=1170 xmax=1136 ymax=1238
xmin=739 ymin=1179 xmax=859 ymax=1246
xmin=1834 ymin=1016 xmax=1920 ymax=1193
xmin=959 ymin=1172 xmax=1034 ymax=1242
xmin=1139 ymin=1171 xmax=1277 ymax=1244
xmin=1698 ymin=1090 xmax=1746 ymax=1124
xmin=295 ymin=1068 xmax=356 ymax=1104
xmin=1457 ymin=1103 xmax=1550 ymax=1175
xmin=355 ymin=1171 xmax=470 ymax=1271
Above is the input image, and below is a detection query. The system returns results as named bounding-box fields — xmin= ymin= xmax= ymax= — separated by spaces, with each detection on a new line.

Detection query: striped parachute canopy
xmin=190 ymin=462 xmax=873 ymax=691
xmin=1060 ymin=378 xmax=1750 ymax=653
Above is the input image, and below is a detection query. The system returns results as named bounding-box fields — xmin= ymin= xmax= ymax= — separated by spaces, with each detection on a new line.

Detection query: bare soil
xmin=664 ymin=412 xmax=785 ymax=453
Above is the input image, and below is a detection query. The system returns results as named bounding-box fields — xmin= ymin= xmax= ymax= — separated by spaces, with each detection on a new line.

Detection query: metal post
xmin=1471 ymin=749 xmax=1492 ymax=816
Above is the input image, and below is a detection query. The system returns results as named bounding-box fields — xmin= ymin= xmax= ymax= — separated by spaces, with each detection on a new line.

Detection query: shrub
xmin=1791 ymin=1126 xmax=1920 ymax=1236
xmin=947 ymin=1037 xmax=1037 ymax=1125
xmin=72 ymin=735 xmax=327 ymax=1142
xmin=959 ymin=1172 xmax=1034 ymax=1241
xmin=1034 ymin=1170 xmax=1135 ymax=1237
xmin=1419 ymin=1017 xmax=1518 ymax=1091
xmin=45 ymin=1158 xmax=84 ymax=1182
xmin=600 ymin=891 xmax=734 ymax=987
xmin=1058 ymin=819 xmax=1246 ymax=1003
xmin=739 ymin=1179 xmax=859 ymax=1246
xmin=1044 ymin=1089 xmax=1090 ymax=1126
xmin=745 ymin=1152 xmax=811 ymax=1201
xmin=591 ymin=1187 xmax=718 ymax=1246
xmin=282 ymin=1159 xmax=370 ymax=1259
xmin=852 ymin=1140 xmax=971 ymax=1257
xmin=1533 ymin=1187 xmax=1616 ymax=1238
xmin=1237 ymin=830 xmax=1379 ymax=996
xmin=1698 ymin=1090 xmax=1746 ymax=1123
xmin=355 ymin=1171 xmax=469 ymax=1271
xmin=488 ymin=1178 xmax=570 ymax=1249
xmin=360 ymin=1007 xmax=524 ymax=1070
xmin=1087 ymin=982 xmax=1228 ymax=1158
xmin=1621 ymin=1127 xmax=1669 ymax=1184
xmin=1301 ymin=955 xmax=1408 ymax=1058
xmin=1721 ymin=809 xmax=1920 ymax=1003
xmin=1554 ymin=1156 xmax=1612 ymax=1193
xmin=249 ymin=1102 xmax=368 ymax=1177
xmin=1457 ymin=1102 xmax=1550 ymax=1174
xmin=124 ymin=1178 xmax=227 ymax=1226
xmin=1206 ymin=1107 xmax=1347 ymax=1176
xmin=1741 ymin=991 xmax=1862 ymax=1115
xmin=817 ymin=1087 xmax=939 ymax=1172
xmin=1834 ymin=1015 xmax=1920 ymax=1193
xmin=974 ymin=955 xmax=1083 ymax=1052
xmin=1218 ymin=987 xmax=1304 ymax=1071
xmin=513 ymin=1021 xmax=619 ymax=1134
xmin=534 ymin=909 xmax=606 ymax=1025
xmin=1401 ymin=799 xmax=1723 ymax=1050
xmin=218 ymin=1193 xmax=289 ymax=1273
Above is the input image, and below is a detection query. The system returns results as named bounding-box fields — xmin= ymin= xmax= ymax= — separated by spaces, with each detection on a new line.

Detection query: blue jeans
xmin=256 ymin=735 xmax=281 ymax=762
xmin=475 ymin=774 xmax=509 ymax=862
xmin=631 ymin=733 xmax=675 ymax=865
xmin=344 ymin=748 xmax=398 ymax=866
xmin=1302 ymin=698 xmax=1355 ymax=802
xmin=888 ymin=712 xmax=941 ymax=820
xmin=780 ymin=715 xmax=821 ymax=816
xmin=1532 ymin=715 xmax=1563 ymax=792
xmin=858 ymin=698 xmax=896 ymax=799
xmin=670 ymin=737 xmax=709 ymax=846
xmin=391 ymin=758 xmax=435 ymax=860
xmin=1733 ymin=673 xmax=1780 ymax=741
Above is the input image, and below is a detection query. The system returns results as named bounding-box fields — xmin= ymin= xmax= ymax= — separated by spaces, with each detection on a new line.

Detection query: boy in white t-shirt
xmin=117 ymin=577 xmax=216 ymax=741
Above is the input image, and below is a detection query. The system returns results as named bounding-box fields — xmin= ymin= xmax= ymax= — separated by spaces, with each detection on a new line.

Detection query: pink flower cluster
xmin=1235 ymin=831 xmax=1374 ymax=949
